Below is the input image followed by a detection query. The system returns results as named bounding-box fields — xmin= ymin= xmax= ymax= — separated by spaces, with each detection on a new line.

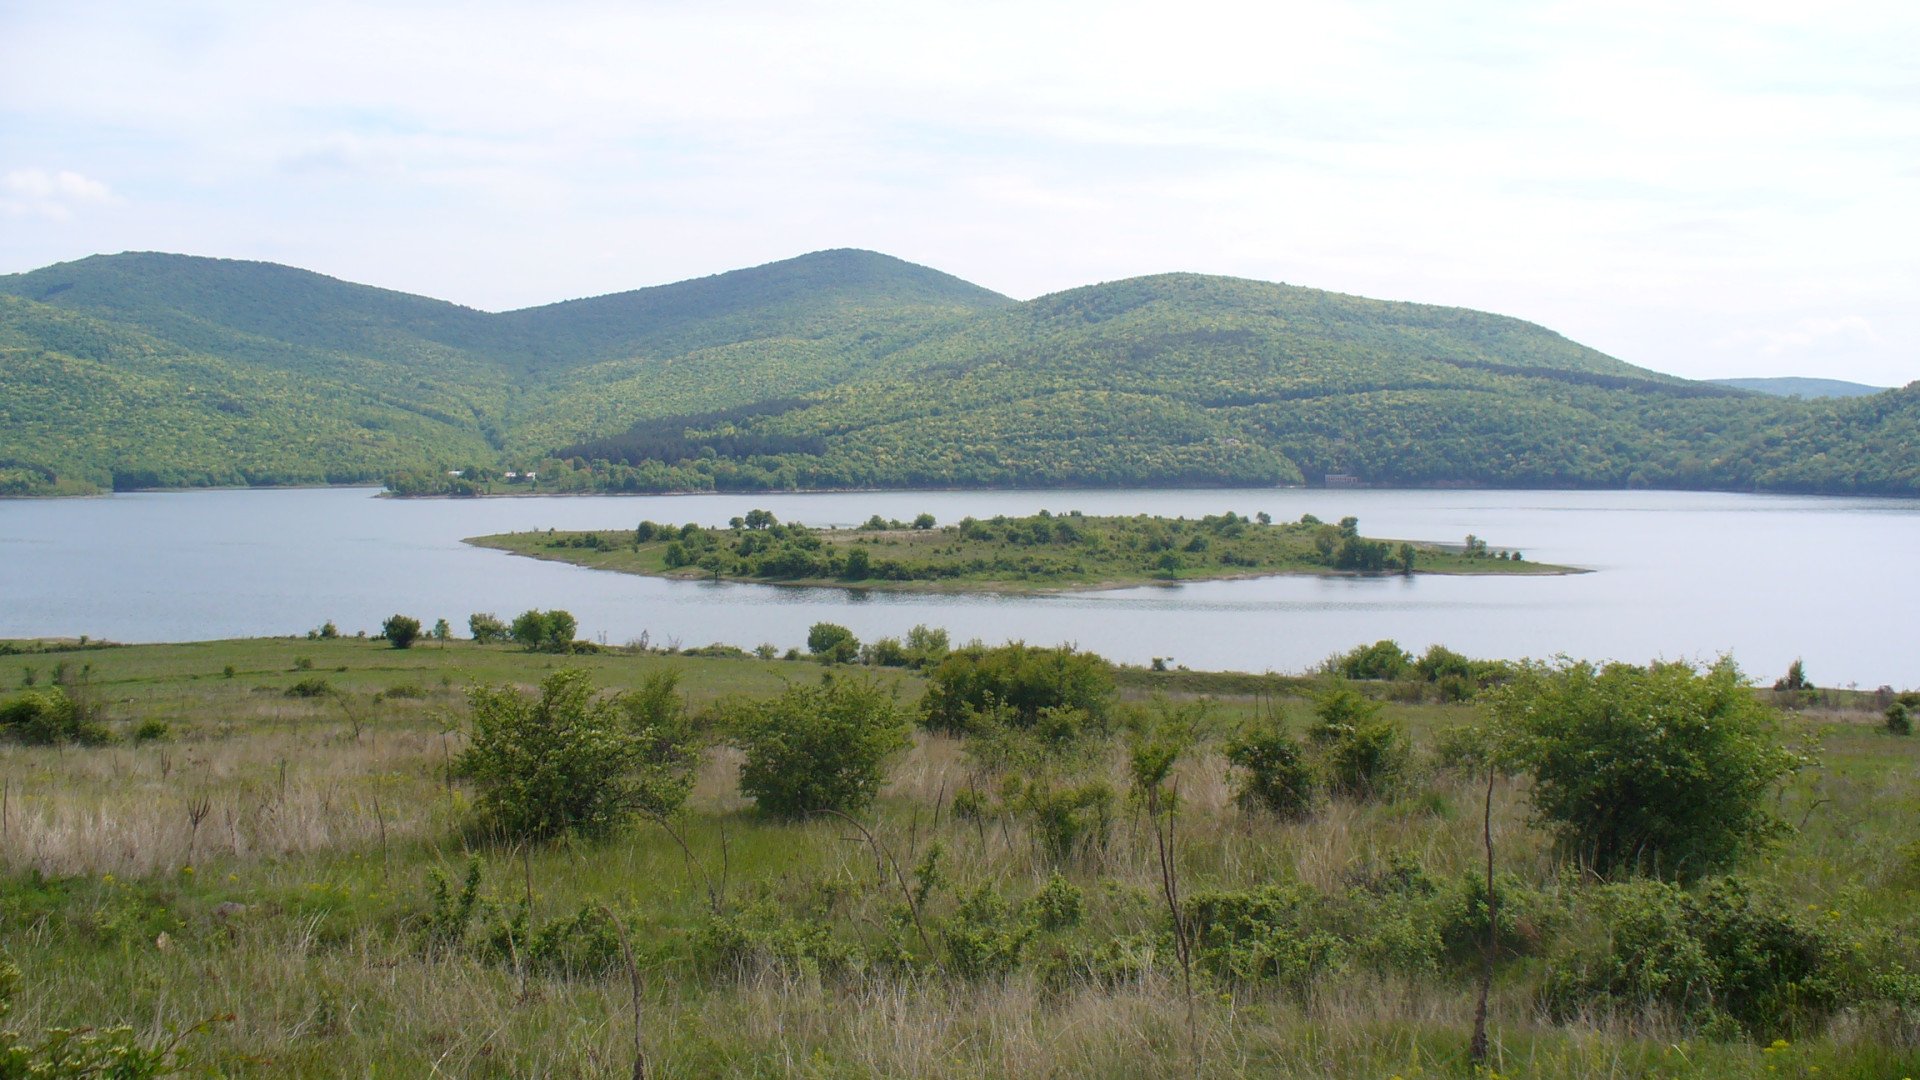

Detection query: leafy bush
xmin=0 ymin=688 xmax=109 ymax=745
xmin=1324 ymin=716 xmax=1409 ymax=799
xmin=1547 ymin=877 xmax=1850 ymax=1037
xmin=805 ymin=622 xmax=860 ymax=664
xmin=1224 ymin=717 xmax=1316 ymax=818
xmin=132 ymin=718 xmax=172 ymax=743
xmin=467 ymin=612 xmax=508 ymax=644
xmin=380 ymin=613 xmax=421 ymax=649
xmin=1186 ymin=885 xmax=1345 ymax=992
xmin=1888 ymin=701 xmax=1912 ymax=736
xmin=1491 ymin=658 xmax=1805 ymax=879
xmin=734 ymin=675 xmax=910 ymax=819
xmin=459 ymin=668 xmax=697 ymax=841
xmin=1015 ymin=779 xmax=1115 ymax=862
xmin=904 ymin=624 xmax=950 ymax=668
xmin=1307 ymin=681 xmax=1380 ymax=743
xmin=1328 ymin=639 xmax=1413 ymax=681
xmin=694 ymin=903 xmax=862 ymax=979
xmin=943 ymin=884 xmax=1036 ymax=978
xmin=284 ymin=677 xmax=331 ymax=698
xmin=509 ymin=609 xmax=578 ymax=652
xmin=920 ymin=642 xmax=1114 ymax=736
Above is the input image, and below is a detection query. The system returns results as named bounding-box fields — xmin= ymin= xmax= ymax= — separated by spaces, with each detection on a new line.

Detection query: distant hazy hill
xmin=1710 ymin=377 xmax=1891 ymax=399
xmin=1 ymin=248 xmax=1914 ymax=497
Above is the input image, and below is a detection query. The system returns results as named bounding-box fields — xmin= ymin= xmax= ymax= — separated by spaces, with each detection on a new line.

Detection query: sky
xmin=2 ymin=0 xmax=1916 ymax=386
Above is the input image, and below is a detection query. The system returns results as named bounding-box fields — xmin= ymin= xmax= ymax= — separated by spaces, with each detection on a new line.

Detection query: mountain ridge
xmin=1 ymin=248 xmax=1913 ymax=497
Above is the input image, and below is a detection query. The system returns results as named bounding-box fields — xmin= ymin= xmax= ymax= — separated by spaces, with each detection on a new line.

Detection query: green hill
xmin=1710 ymin=376 xmax=1892 ymax=399
xmin=1 ymin=249 xmax=1913 ymax=497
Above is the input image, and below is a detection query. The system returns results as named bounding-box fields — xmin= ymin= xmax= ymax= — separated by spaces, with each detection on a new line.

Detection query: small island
xmin=466 ymin=510 xmax=1577 ymax=593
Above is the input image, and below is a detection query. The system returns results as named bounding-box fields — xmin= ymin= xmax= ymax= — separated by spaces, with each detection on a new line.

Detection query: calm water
xmin=2 ymin=487 xmax=1915 ymax=687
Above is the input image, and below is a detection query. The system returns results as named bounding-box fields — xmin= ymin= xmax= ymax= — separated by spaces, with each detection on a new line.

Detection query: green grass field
xmin=0 ymin=635 xmax=1911 ymax=1078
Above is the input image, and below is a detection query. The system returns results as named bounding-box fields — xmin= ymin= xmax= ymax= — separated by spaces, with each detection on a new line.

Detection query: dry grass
xmin=0 ymin=722 xmax=458 ymax=876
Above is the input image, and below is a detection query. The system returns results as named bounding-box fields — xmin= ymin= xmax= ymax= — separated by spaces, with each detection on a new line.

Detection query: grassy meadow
xmin=0 ymin=635 xmax=1914 ymax=1078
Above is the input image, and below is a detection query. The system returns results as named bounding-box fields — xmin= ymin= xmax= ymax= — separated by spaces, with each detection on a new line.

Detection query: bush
xmin=1324 ymin=716 xmax=1409 ymax=800
xmin=285 ymin=677 xmax=331 ymax=698
xmin=1307 ymin=681 xmax=1380 ymax=743
xmin=1329 ymin=639 xmax=1413 ymax=681
xmin=0 ymin=688 xmax=109 ymax=745
xmin=133 ymin=718 xmax=171 ymax=743
xmin=734 ymin=675 xmax=910 ymax=819
xmin=1547 ymin=877 xmax=1850 ymax=1037
xmin=1186 ymin=885 xmax=1345 ymax=992
xmin=904 ymin=624 xmax=950 ymax=669
xmin=920 ymin=642 xmax=1113 ymax=736
xmin=1491 ymin=658 xmax=1805 ymax=879
xmin=864 ymin=637 xmax=909 ymax=667
xmin=805 ymin=622 xmax=860 ymax=664
xmin=1888 ymin=701 xmax=1912 ymax=736
xmin=1414 ymin=643 xmax=1473 ymax=683
xmin=459 ymin=668 xmax=697 ymax=841
xmin=1225 ymin=718 xmax=1316 ymax=818
xmin=380 ymin=614 xmax=422 ymax=649
xmin=468 ymin=612 xmax=508 ymax=644
xmin=509 ymin=609 xmax=578 ymax=652
xmin=1016 ymin=779 xmax=1115 ymax=862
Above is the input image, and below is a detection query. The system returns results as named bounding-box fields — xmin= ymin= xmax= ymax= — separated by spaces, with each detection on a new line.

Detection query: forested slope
xmin=1 ymin=249 xmax=1912 ymax=497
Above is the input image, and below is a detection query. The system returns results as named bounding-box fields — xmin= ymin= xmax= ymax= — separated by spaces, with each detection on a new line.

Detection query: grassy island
xmin=467 ymin=509 xmax=1575 ymax=592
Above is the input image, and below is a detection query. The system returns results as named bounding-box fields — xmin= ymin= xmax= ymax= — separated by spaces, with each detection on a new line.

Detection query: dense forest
xmin=2 ymin=249 xmax=1914 ymax=497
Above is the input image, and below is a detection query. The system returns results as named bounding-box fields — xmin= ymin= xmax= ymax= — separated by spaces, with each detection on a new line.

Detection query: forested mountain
xmin=0 ymin=249 xmax=1913 ymax=497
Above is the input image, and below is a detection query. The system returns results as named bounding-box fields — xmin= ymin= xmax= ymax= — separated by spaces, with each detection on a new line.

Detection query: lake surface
xmin=2 ymin=487 xmax=1915 ymax=687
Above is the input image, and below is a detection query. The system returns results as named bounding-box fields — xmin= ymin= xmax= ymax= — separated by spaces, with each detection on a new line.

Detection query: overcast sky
xmin=3 ymin=0 xmax=1916 ymax=385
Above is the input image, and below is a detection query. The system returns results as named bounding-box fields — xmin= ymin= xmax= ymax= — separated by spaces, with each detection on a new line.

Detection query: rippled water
xmin=2 ymin=486 xmax=1915 ymax=686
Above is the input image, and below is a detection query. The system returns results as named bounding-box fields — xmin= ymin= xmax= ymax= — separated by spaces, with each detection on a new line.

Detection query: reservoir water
xmin=2 ymin=486 xmax=1915 ymax=687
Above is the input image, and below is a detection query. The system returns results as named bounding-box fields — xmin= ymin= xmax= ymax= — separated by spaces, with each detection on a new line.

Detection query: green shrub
xmin=734 ymin=675 xmax=910 ymax=819
xmin=805 ymin=622 xmax=860 ymax=664
xmin=1547 ymin=877 xmax=1850 ymax=1037
xmin=467 ymin=612 xmax=508 ymax=644
xmin=920 ymin=642 xmax=1113 ymax=736
xmin=943 ymin=884 xmax=1035 ymax=978
xmin=1186 ymin=885 xmax=1345 ymax=992
xmin=1016 ymin=779 xmax=1115 ymax=862
xmin=1887 ymin=701 xmax=1912 ymax=736
xmin=864 ymin=637 xmax=909 ymax=667
xmin=1307 ymin=681 xmax=1380 ymax=743
xmin=380 ymin=614 xmax=422 ymax=649
xmin=904 ymin=624 xmax=950 ymax=669
xmin=458 ymin=668 xmax=697 ymax=841
xmin=1325 ymin=717 xmax=1408 ymax=799
xmin=1491 ymin=658 xmax=1805 ymax=879
xmin=1027 ymin=871 xmax=1084 ymax=931
xmin=509 ymin=609 xmax=578 ymax=652
xmin=285 ymin=677 xmax=331 ymax=698
xmin=1431 ymin=722 xmax=1494 ymax=776
xmin=0 ymin=688 xmax=109 ymax=745
xmin=132 ymin=718 xmax=171 ymax=743
xmin=1329 ymin=639 xmax=1413 ymax=681
xmin=1224 ymin=719 xmax=1316 ymax=818
xmin=694 ymin=903 xmax=861 ymax=978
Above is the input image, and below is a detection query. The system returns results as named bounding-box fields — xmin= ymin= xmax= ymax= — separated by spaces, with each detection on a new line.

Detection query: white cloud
xmin=1716 ymin=316 xmax=1883 ymax=359
xmin=2 ymin=168 xmax=117 ymax=219
xmin=0 ymin=0 xmax=1914 ymax=385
